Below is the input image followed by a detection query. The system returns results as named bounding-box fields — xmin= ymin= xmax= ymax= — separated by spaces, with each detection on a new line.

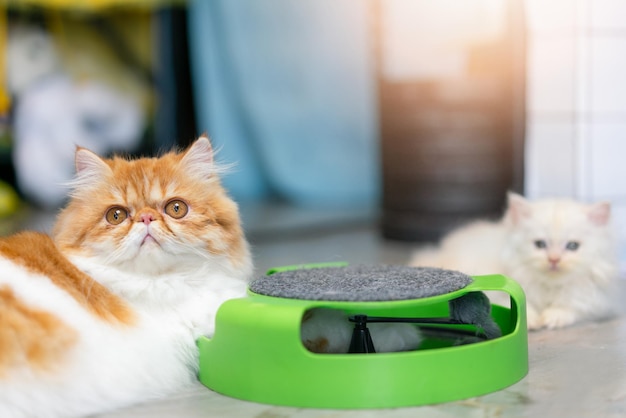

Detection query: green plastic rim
xmin=198 ymin=273 xmax=528 ymax=409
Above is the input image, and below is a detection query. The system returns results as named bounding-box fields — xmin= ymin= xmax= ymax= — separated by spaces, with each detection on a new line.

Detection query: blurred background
xmin=1 ymin=0 xmax=625 ymax=271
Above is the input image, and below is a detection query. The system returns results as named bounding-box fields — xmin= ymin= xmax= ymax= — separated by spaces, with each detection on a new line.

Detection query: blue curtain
xmin=188 ymin=0 xmax=379 ymax=208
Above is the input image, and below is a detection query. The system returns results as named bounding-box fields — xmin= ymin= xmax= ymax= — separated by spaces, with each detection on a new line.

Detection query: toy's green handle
xmin=467 ymin=274 xmax=524 ymax=294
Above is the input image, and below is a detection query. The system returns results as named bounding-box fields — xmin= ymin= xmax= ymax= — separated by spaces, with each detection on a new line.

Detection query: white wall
xmin=525 ymin=0 xmax=626 ymax=265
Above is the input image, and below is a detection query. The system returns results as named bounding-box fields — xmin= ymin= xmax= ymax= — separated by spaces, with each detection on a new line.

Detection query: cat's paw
xmin=526 ymin=307 xmax=543 ymax=330
xmin=540 ymin=307 xmax=576 ymax=330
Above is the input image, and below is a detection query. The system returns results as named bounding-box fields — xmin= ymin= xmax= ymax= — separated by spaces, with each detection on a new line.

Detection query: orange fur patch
xmin=303 ymin=337 xmax=330 ymax=353
xmin=0 ymin=232 xmax=134 ymax=325
xmin=0 ymin=286 xmax=78 ymax=375
xmin=302 ymin=311 xmax=329 ymax=353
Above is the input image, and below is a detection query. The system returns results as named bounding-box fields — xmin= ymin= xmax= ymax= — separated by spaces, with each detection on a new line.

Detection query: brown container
xmin=374 ymin=0 xmax=526 ymax=242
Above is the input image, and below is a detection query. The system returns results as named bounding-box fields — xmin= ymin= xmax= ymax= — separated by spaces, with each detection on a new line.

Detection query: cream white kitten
xmin=410 ymin=192 xmax=620 ymax=330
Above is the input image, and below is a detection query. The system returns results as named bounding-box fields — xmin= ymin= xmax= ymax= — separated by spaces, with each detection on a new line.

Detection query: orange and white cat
xmin=0 ymin=137 xmax=252 ymax=417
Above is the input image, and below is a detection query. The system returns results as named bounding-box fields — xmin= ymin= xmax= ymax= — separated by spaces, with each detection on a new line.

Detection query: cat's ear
xmin=588 ymin=201 xmax=611 ymax=226
xmin=74 ymin=147 xmax=111 ymax=182
xmin=505 ymin=192 xmax=532 ymax=224
xmin=180 ymin=136 xmax=216 ymax=178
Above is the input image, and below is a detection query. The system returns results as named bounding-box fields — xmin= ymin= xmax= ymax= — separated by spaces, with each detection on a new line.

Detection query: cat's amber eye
xmin=534 ymin=240 xmax=547 ymax=249
xmin=164 ymin=199 xmax=189 ymax=219
xmin=566 ymin=241 xmax=580 ymax=251
xmin=105 ymin=206 xmax=129 ymax=225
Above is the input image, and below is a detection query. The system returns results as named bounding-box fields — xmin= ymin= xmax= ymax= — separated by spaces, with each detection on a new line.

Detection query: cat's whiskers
xmin=169 ymin=237 xmax=237 ymax=273
xmin=103 ymin=243 xmax=131 ymax=265
xmin=91 ymin=233 xmax=237 ymax=279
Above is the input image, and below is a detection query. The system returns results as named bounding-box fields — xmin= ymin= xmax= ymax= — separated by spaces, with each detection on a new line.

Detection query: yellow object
xmin=0 ymin=93 xmax=9 ymax=114
xmin=0 ymin=5 xmax=10 ymax=114
xmin=1 ymin=0 xmax=185 ymax=11
xmin=0 ymin=180 xmax=19 ymax=218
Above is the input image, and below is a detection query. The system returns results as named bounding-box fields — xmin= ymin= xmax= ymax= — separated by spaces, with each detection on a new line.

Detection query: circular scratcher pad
xmin=249 ymin=265 xmax=474 ymax=302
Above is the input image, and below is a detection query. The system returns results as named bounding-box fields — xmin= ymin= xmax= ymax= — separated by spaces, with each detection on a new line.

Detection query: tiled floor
xmin=5 ymin=204 xmax=626 ymax=417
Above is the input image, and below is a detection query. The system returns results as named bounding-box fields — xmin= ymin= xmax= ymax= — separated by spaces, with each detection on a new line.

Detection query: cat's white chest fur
xmin=70 ymin=254 xmax=249 ymax=338
xmin=0 ymin=254 xmax=248 ymax=418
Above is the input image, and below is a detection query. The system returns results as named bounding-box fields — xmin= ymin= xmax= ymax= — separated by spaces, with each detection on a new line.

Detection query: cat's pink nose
xmin=548 ymin=256 xmax=561 ymax=267
xmin=139 ymin=213 xmax=155 ymax=225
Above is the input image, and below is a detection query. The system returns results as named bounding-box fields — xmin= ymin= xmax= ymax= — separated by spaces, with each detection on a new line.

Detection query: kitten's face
xmin=505 ymin=193 xmax=612 ymax=278
xmin=53 ymin=137 xmax=250 ymax=276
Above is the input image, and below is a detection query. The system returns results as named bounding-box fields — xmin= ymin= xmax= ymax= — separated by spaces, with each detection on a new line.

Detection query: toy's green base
xmin=198 ymin=274 xmax=528 ymax=409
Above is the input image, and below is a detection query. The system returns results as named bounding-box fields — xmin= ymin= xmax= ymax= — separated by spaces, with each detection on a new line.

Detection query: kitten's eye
xmin=534 ymin=240 xmax=547 ymax=249
xmin=164 ymin=199 xmax=189 ymax=219
xmin=566 ymin=241 xmax=580 ymax=251
xmin=105 ymin=206 xmax=129 ymax=225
